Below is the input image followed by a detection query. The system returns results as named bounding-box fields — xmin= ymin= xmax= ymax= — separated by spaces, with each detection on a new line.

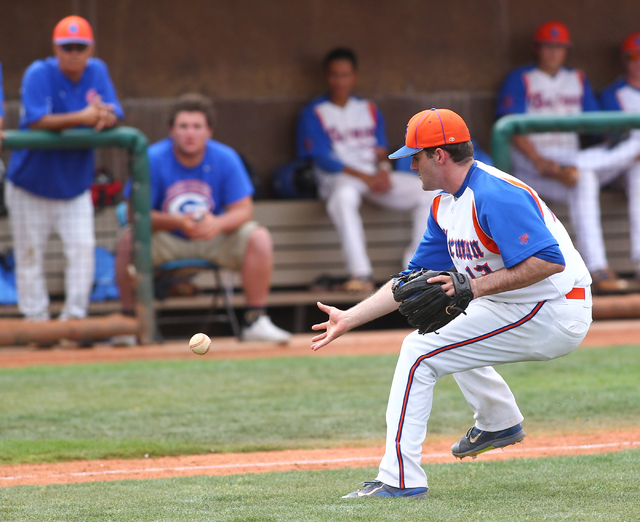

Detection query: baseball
xmin=189 ymin=333 xmax=211 ymax=355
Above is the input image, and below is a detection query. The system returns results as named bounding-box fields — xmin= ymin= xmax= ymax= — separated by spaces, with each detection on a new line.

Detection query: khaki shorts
xmin=152 ymin=221 xmax=258 ymax=272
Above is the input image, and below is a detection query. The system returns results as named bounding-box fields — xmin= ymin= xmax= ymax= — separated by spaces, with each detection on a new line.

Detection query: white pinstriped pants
xmin=317 ymin=171 xmax=436 ymax=277
xmin=5 ymin=182 xmax=95 ymax=320
xmin=376 ymin=292 xmax=592 ymax=489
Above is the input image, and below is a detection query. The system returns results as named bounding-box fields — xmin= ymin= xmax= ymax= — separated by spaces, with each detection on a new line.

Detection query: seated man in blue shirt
xmin=115 ymin=94 xmax=291 ymax=344
xmin=6 ymin=16 xmax=123 ymax=324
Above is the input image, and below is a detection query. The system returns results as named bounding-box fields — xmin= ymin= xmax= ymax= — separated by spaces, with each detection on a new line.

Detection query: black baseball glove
xmin=392 ymin=269 xmax=474 ymax=334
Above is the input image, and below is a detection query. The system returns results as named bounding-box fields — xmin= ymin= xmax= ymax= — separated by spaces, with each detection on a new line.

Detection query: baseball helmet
xmin=534 ymin=21 xmax=571 ymax=46
xmin=621 ymin=32 xmax=640 ymax=55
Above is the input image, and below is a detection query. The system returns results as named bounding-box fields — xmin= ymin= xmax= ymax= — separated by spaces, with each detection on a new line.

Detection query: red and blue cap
xmin=53 ymin=15 xmax=94 ymax=45
xmin=534 ymin=21 xmax=571 ymax=46
xmin=388 ymin=108 xmax=471 ymax=159
xmin=622 ymin=32 xmax=640 ymax=55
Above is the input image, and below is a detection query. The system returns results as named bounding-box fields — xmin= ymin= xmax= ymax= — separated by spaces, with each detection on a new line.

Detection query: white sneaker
xmin=110 ymin=334 xmax=137 ymax=347
xmin=241 ymin=315 xmax=292 ymax=344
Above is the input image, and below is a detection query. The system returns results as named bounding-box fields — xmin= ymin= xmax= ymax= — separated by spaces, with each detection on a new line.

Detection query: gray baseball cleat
xmin=341 ymin=480 xmax=429 ymax=499
xmin=451 ymin=423 xmax=526 ymax=459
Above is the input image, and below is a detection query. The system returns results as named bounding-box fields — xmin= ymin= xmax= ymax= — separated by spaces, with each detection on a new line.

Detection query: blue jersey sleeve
xmin=0 ymin=63 xmax=4 ymax=118
xmin=496 ymin=68 xmax=528 ymax=118
xmin=580 ymin=74 xmax=600 ymax=112
xmin=296 ymin=103 xmax=344 ymax=173
xmin=373 ymin=104 xmax=388 ymax=148
xmin=21 ymin=62 xmax=53 ymax=125
xmin=476 ymin=180 xmax=562 ymax=268
xmin=599 ymin=79 xmax=625 ymax=111
xmin=407 ymin=205 xmax=455 ymax=271
xmin=218 ymin=149 xmax=254 ymax=209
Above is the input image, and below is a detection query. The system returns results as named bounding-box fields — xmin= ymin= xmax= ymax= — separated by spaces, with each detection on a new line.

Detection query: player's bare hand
xmin=311 ymin=301 xmax=350 ymax=351
xmin=426 ymin=274 xmax=456 ymax=297
xmin=80 ymin=96 xmax=104 ymax=127
xmin=94 ymin=103 xmax=118 ymax=131
xmin=533 ymin=157 xmax=561 ymax=178
xmin=187 ymin=212 xmax=221 ymax=240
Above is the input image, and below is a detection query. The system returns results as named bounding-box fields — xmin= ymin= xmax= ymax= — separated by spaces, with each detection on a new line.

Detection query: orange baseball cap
xmin=621 ymin=32 xmax=640 ymax=55
xmin=389 ymin=108 xmax=471 ymax=159
xmin=534 ymin=21 xmax=571 ymax=46
xmin=53 ymin=16 xmax=94 ymax=45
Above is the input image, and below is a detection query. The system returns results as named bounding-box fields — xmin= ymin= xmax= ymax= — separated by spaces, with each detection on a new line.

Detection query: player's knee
xmin=247 ymin=226 xmax=273 ymax=257
xmin=326 ymin=187 xmax=361 ymax=215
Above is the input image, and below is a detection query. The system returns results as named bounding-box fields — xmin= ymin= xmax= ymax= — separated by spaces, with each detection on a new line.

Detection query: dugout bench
xmin=0 ymin=191 xmax=635 ymax=333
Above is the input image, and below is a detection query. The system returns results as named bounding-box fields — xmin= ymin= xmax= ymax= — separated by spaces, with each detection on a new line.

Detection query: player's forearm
xmin=151 ymin=211 xmax=184 ymax=232
xmin=470 ymin=256 xmax=564 ymax=298
xmin=215 ymin=205 xmax=252 ymax=233
xmin=342 ymin=280 xmax=400 ymax=330
xmin=29 ymin=112 xmax=88 ymax=131
xmin=511 ymin=135 xmax=543 ymax=162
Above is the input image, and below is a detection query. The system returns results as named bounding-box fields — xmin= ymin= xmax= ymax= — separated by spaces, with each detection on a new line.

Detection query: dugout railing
xmin=492 ymin=112 xmax=640 ymax=171
xmin=1 ymin=128 xmax=156 ymax=344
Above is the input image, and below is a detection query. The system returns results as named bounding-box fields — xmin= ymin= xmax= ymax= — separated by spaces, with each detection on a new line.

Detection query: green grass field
xmin=1 ymin=452 xmax=638 ymax=521
xmin=0 ymin=343 xmax=638 ymax=520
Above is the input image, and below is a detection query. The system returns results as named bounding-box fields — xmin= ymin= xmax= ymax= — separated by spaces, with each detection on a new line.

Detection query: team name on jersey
xmin=448 ymin=238 xmax=485 ymax=261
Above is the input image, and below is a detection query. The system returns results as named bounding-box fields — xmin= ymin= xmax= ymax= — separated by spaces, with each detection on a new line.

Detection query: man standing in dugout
xmin=311 ymin=109 xmax=592 ymax=498
xmin=5 ymin=16 xmax=123 ymax=327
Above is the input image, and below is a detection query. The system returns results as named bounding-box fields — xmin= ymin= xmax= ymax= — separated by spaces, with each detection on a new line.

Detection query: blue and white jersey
xmin=600 ymin=78 xmax=640 ymax=113
xmin=409 ymin=162 xmax=590 ymax=303
xmin=496 ymin=64 xmax=599 ymax=152
xmin=297 ymin=94 xmax=387 ymax=175
xmin=125 ymin=138 xmax=254 ymax=238
xmin=0 ymin=63 xmax=4 ymax=118
xmin=7 ymin=56 xmax=123 ymax=199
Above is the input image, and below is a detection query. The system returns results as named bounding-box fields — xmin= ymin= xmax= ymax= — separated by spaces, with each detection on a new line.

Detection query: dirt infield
xmin=0 ymin=320 xmax=638 ymax=488
xmin=0 ymin=319 xmax=639 ymax=368
xmin=1 ymin=430 xmax=638 ymax=487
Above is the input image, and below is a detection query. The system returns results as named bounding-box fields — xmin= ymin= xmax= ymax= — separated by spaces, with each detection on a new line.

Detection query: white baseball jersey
xmin=409 ymin=161 xmax=591 ymax=301
xmin=297 ymin=95 xmax=387 ymax=175
xmin=496 ymin=64 xmax=600 ymax=152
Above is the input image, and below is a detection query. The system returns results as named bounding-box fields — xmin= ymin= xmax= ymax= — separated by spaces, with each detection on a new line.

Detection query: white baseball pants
xmin=317 ymin=171 xmax=435 ymax=277
xmin=376 ymin=290 xmax=592 ymax=489
xmin=5 ymin=182 xmax=95 ymax=320
xmin=512 ymin=136 xmax=640 ymax=272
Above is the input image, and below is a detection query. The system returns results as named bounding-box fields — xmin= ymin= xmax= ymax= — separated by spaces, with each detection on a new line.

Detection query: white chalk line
xmin=1 ymin=440 xmax=638 ymax=482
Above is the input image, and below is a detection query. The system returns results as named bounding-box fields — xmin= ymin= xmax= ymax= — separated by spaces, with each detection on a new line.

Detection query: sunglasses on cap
xmin=60 ymin=43 xmax=89 ymax=53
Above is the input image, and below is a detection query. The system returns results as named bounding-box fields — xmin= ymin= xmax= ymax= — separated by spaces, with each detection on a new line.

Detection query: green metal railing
xmin=1 ymin=127 xmax=155 ymax=343
xmin=491 ymin=112 xmax=640 ymax=172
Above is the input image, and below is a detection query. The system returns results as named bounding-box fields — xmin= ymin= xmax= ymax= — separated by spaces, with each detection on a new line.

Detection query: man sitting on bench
xmin=114 ymin=93 xmax=291 ymax=344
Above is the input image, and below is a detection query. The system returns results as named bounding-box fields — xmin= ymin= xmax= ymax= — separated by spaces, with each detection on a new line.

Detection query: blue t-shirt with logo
xmin=126 ymin=137 xmax=254 ymax=237
xmin=7 ymin=56 xmax=124 ymax=199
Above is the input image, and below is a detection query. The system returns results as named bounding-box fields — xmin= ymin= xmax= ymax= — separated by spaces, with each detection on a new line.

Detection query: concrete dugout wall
xmin=2 ymin=0 xmax=638 ymax=188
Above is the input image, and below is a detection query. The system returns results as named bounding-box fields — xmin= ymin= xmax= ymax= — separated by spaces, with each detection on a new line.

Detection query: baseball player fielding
xmin=189 ymin=333 xmax=211 ymax=355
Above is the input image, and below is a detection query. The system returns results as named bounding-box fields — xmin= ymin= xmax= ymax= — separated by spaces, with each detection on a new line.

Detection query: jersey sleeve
xmin=0 ymin=63 xmax=5 ymax=118
xmin=580 ymin=73 xmax=600 ymax=112
xmin=476 ymin=180 xmax=561 ymax=268
xmin=219 ymin=149 xmax=254 ymax=208
xmin=496 ymin=68 xmax=527 ymax=118
xmin=407 ymin=200 xmax=455 ymax=271
xmin=296 ymin=103 xmax=344 ymax=173
xmin=21 ymin=63 xmax=54 ymax=125
xmin=599 ymin=80 xmax=624 ymax=111
xmin=371 ymin=103 xmax=388 ymax=148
